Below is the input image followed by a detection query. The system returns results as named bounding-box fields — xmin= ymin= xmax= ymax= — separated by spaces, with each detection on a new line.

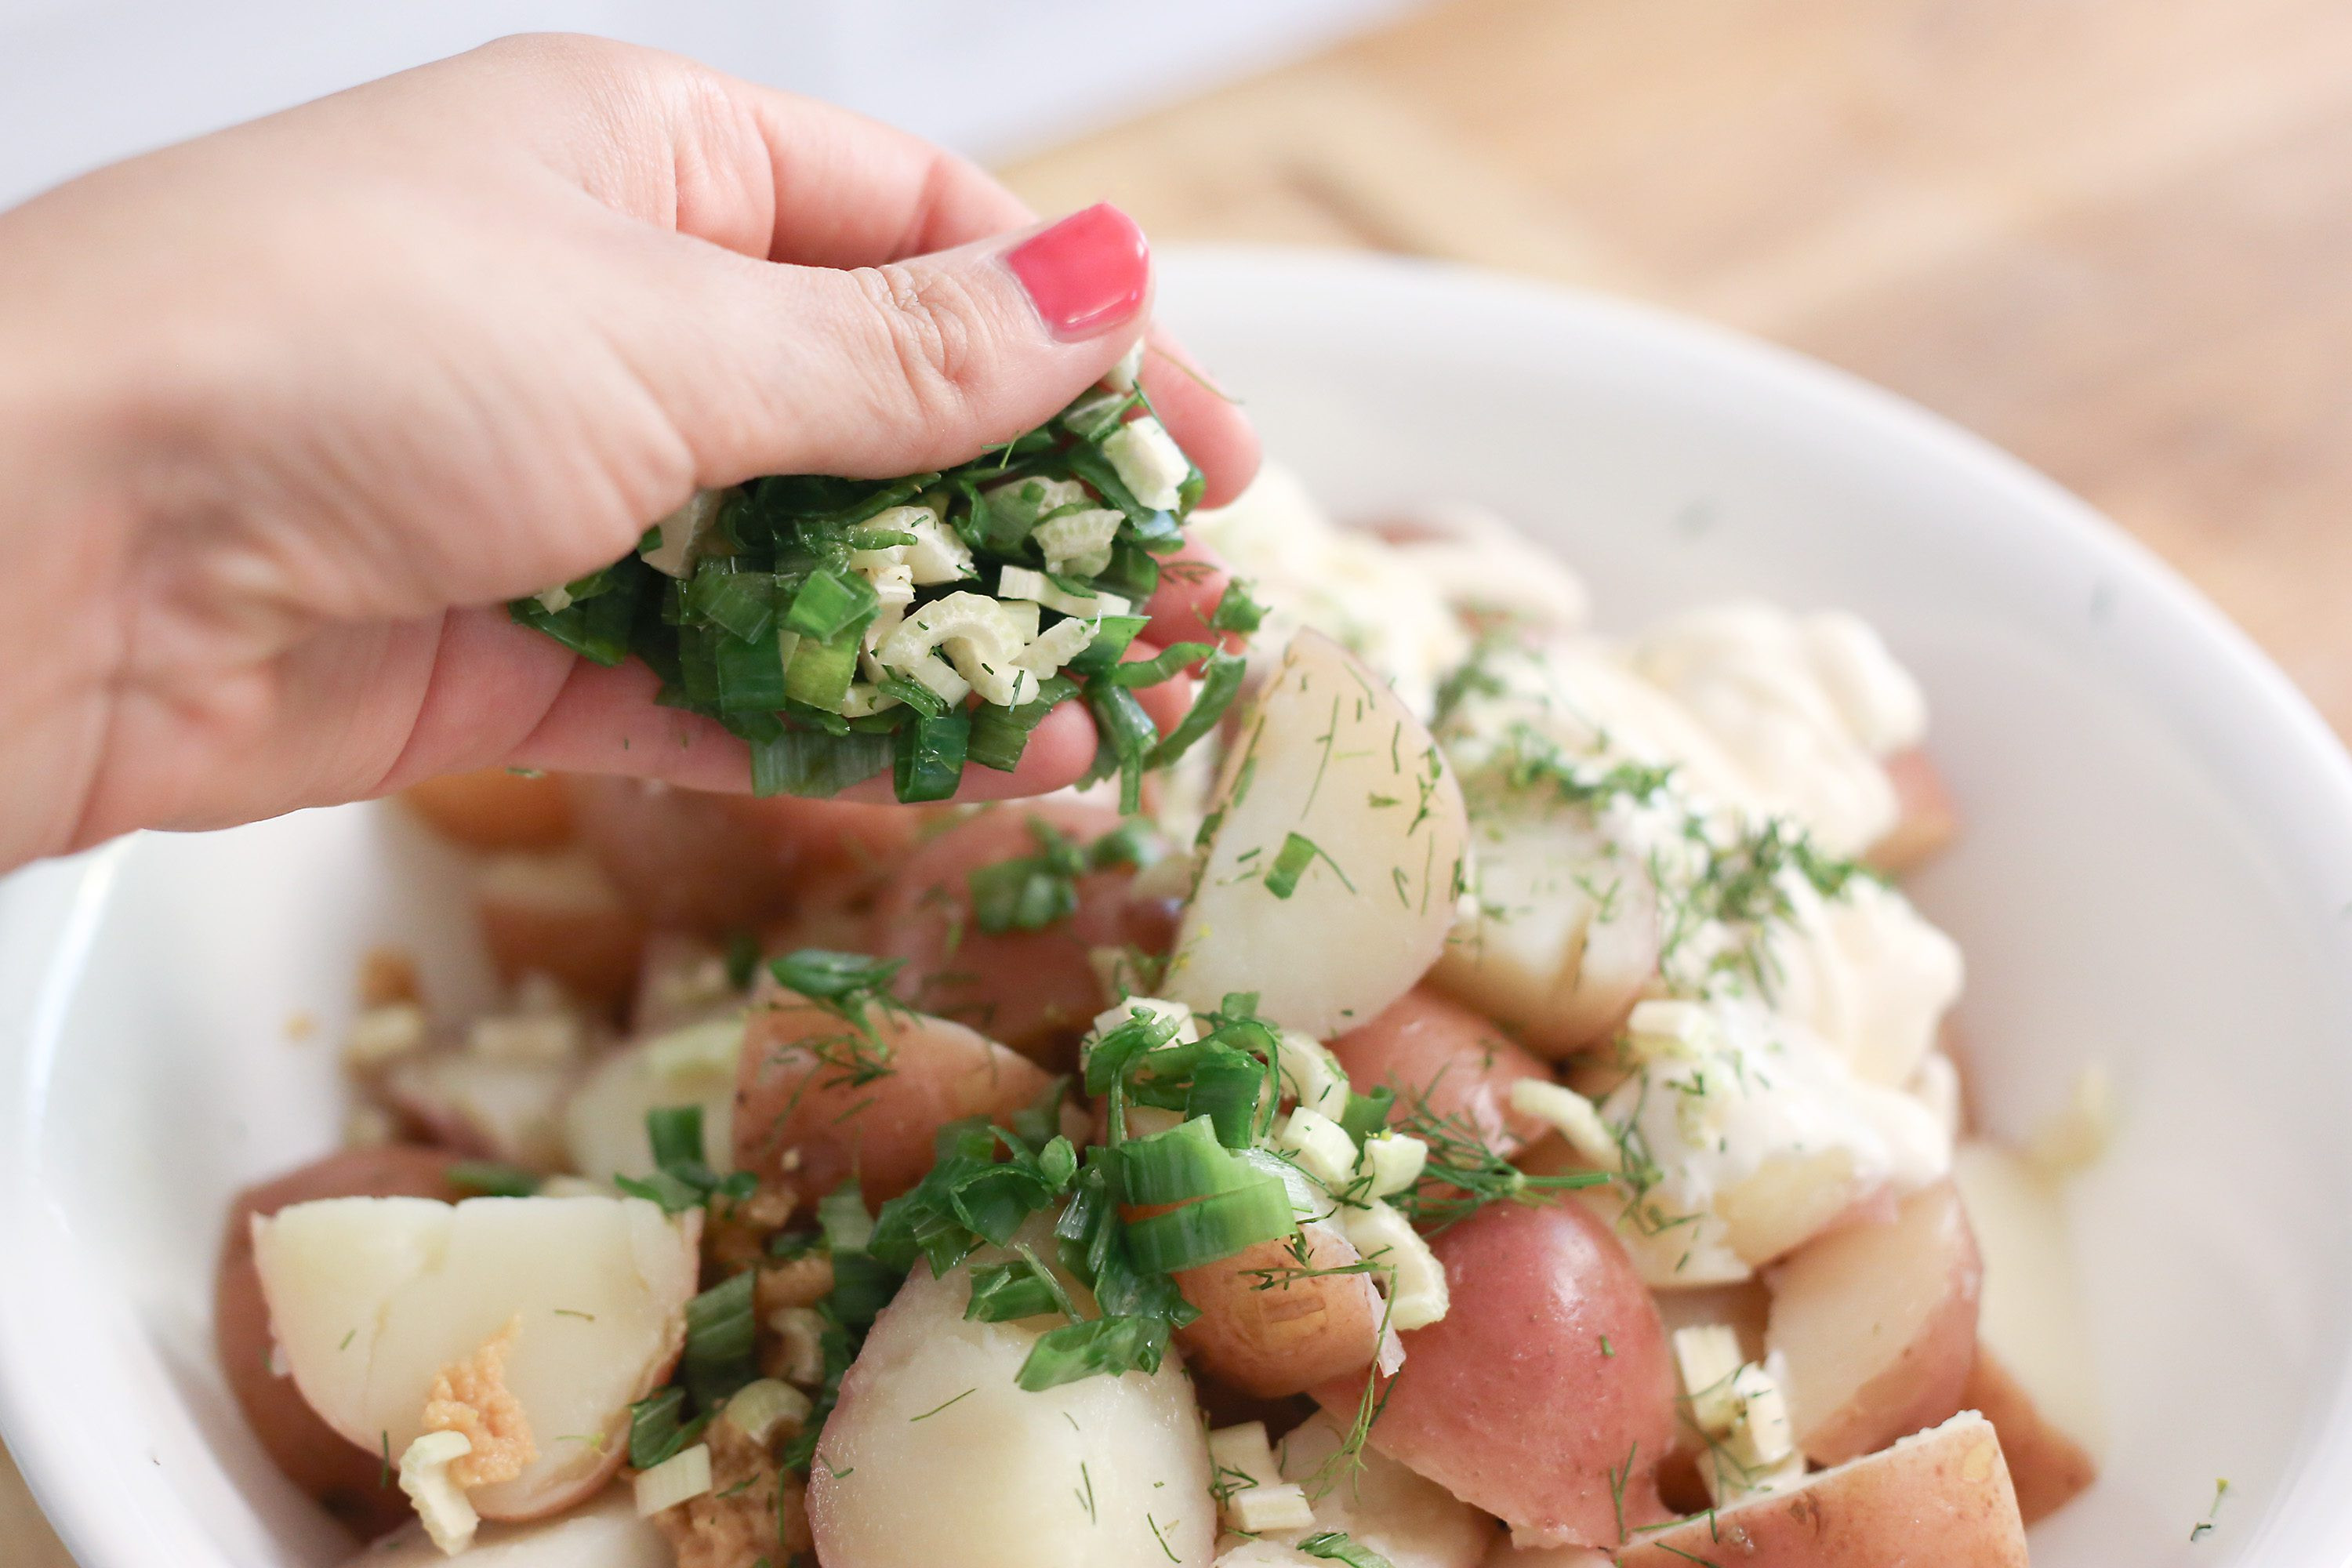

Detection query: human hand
xmin=0 ymin=34 xmax=1258 ymax=869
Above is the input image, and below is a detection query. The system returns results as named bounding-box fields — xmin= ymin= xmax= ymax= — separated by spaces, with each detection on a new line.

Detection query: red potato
xmin=1868 ymin=749 xmax=1960 ymax=874
xmin=1430 ymin=812 xmax=1661 ymax=1059
xmin=1174 ymin=1220 xmax=1385 ymax=1398
xmin=474 ymin=849 xmax=646 ymax=1011
xmin=1951 ymin=1141 xmax=2102 ymax=1522
xmin=732 ymin=989 xmax=1053 ymax=1202
xmin=871 ymin=801 xmax=1175 ymax=1062
xmin=1277 ymin=1410 xmax=1497 ymax=1568
xmin=1316 ymin=1200 xmax=1675 ymax=1551
xmin=1617 ymin=1412 xmax=2026 ymax=1568
xmin=401 ymin=768 xmax=576 ymax=851
xmin=216 ymin=1146 xmax=466 ymax=1539
xmin=380 ymin=1054 xmax=577 ymax=1171
xmin=563 ymin=775 xmax=933 ymax=934
xmin=1330 ymin=989 xmax=1552 ymax=1153
xmin=1480 ymin=1544 xmax=1612 ymax=1568
xmin=1766 ymin=1180 xmax=1982 ymax=1466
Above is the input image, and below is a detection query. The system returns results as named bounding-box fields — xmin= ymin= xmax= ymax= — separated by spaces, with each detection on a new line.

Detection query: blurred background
xmin=4 ymin=0 xmax=2349 ymax=1550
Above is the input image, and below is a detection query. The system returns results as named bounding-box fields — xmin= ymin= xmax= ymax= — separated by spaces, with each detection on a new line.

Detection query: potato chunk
xmin=252 ymin=1195 xmax=699 ymax=1521
xmin=1168 ymin=630 xmax=1469 ymax=1036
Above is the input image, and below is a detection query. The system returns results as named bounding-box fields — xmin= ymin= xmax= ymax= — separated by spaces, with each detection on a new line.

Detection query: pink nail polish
xmin=1004 ymin=204 xmax=1149 ymax=339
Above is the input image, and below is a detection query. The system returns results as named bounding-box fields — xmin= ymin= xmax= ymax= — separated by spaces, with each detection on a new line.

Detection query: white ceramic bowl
xmin=5 ymin=246 xmax=2351 ymax=1567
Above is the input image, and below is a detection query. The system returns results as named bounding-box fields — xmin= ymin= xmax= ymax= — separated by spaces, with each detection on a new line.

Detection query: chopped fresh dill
xmin=908 ymin=1388 xmax=976 ymax=1423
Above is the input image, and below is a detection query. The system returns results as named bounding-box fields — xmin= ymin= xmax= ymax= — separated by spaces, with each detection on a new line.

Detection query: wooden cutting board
xmin=1004 ymin=0 xmax=2352 ymax=742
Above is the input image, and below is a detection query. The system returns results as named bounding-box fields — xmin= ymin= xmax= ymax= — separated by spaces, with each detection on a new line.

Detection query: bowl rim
xmin=7 ymin=242 xmax=2352 ymax=1565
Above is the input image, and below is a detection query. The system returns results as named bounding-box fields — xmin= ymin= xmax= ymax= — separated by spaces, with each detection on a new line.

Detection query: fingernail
xmin=1004 ymin=204 xmax=1149 ymax=340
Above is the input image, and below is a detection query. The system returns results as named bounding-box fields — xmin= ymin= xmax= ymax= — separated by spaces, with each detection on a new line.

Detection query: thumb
xmin=653 ymin=203 xmax=1154 ymax=482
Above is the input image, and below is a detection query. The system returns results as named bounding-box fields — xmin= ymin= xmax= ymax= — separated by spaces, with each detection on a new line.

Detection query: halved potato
xmin=401 ymin=768 xmax=575 ymax=851
xmin=1429 ymin=809 xmax=1658 ymax=1058
xmin=339 ymin=1491 xmax=666 ymax=1566
xmin=1274 ymin=1409 xmax=1496 ymax=1568
xmin=731 ymin=989 xmax=1051 ymax=1202
xmin=1319 ymin=1199 xmax=1675 ymax=1549
xmin=1166 ymin=630 xmax=1469 ymax=1036
xmin=564 ymin=1017 xmax=745 ymax=1184
xmin=1479 ymin=1544 xmax=1613 ymax=1568
xmin=1867 ymin=749 xmax=1960 ymax=874
xmin=1766 ymin=1180 xmax=1981 ymax=1465
xmin=1329 ymin=988 xmax=1552 ymax=1152
xmin=1951 ymin=1140 xmax=2102 ymax=1521
xmin=1616 ymin=1411 xmax=2026 ymax=1567
xmin=218 ymin=1148 xmax=467 ymax=1539
xmin=382 ymin=1054 xmax=575 ymax=1171
xmin=474 ymin=850 xmax=645 ymax=1011
xmin=252 ymin=1195 xmax=699 ymax=1521
xmin=1174 ymin=1220 xmax=1384 ymax=1398
xmin=808 ymin=1252 xmax=1216 ymax=1567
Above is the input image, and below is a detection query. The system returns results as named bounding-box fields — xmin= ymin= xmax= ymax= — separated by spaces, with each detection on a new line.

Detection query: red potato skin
xmin=1617 ymin=1414 xmax=2027 ymax=1568
xmin=1960 ymin=1349 xmax=2096 ymax=1524
xmin=476 ymin=891 xmax=645 ymax=1013
xmin=732 ymin=990 xmax=1053 ymax=1202
xmin=871 ymin=801 xmax=1176 ymax=1065
xmin=401 ymin=768 xmax=575 ymax=850
xmin=1316 ymin=1200 xmax=1676 ymax=1550
xmin=1172 ymin=1223 xmax=1385 ymax=1398
xmin=1868 ymin=749 xmax=1960 ymax=874
xmin=563 ymin=775 xmax=937 ymax=934
xmin=215 ymin=1146 xmax=466 ymax=1540
xmin=1330 ymin=988 xmax=1552 ymax=1153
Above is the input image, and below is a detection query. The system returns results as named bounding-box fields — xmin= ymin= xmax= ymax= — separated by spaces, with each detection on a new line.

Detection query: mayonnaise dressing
xmin=1179 ymin=467 xmax=1963 ymax=1278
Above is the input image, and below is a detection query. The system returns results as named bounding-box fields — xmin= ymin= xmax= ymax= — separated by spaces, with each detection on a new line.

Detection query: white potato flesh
xmin=254 ymin=1196 xmax=699 ymax=1520
xmin=1430 ymin=808 xmax=1658 ymax=1058
xmin=1272 ymin=1410 xmax=1495 ymax=1568
xmin=1167 ymin=630 xmax=1469 ymax=1036
xmin=1952 ymin=1141 xmax=2103 ymax=1519
xmin=342 ymin=1492 xmax=667 ymax=1567
xmin=809 ymin=1254 xmax=1216 ymax=1568
xmin=563 ymin=1017 xmax=745 ymax=1183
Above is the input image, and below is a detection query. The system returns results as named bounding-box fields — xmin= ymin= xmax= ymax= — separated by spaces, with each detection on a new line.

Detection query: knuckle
xmin=852 ymin=263 xmax=988 ymax=420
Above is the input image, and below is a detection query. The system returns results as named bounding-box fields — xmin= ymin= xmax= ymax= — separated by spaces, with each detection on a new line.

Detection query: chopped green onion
xmin=627 ymin=1387 xmax=706 ymax=1470
xmin=1298 ymin=1531 xmax=1396 ymax=1568
xmin=1338 ymin=1087 xmax=1398 ymax=1147
xmin=1207 ymin=579 xmax=1267 ymax=635
xmin=892 ymin=709 xmax=971 ymax=804
xmin=969 ymin=855 xmax=1081 ymax=934
xmin=784 ymin=567 xmax=879 ymax=641
xmin=1085 ymin=682 xmax=1160 ymax=815
xmin=646 ymin=1105 xmax=708 ymax=1171
xmin=966 ymin=676 xmax=1079 ymax=774
xmin=781 ymin=623 xmax=863 ymax=711
xmin=873 ymin=675 xmax=949 ymax=719
xmin=1265 ymin=832 xmax=1346 ymax=899
xmin=1015 ymin=1315 xmax=1171 ymax=1392
xmin=1122 ymin=1178 xmax=1296 ymax=1274
xmin=1109 ymin=642 xmax=1214 ymax=688
xmin=687 ymin=564 xmax=777 ymax=644
xmin=713 ymin=626 xmax=791 ymax=713
xmin=1063 ymin=615 xmax=1151 ymax=676
xmin=771 ymin=949 xmax=904 ymax=1004
xmin=446 ymin=1161 xmax=540 ymax=1199
xmin=1115 ymin=1117 xmax=1265 ymax=1204
xmin=614 ymin=1169 xmax=706 ymax=1214
xmin=682 ymin=1270 xmax=759 ymax=1409
xmin=1149 ymin=649 xmax=1246 ymax=769
xmin=749 ymin=728 xmax=891 ymax=799
xmin=724 ymin=930 xmax=761 ymax=990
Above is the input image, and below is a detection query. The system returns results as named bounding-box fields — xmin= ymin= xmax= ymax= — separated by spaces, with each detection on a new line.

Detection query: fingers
xmin=630 ymin=204 xmax=1150 ymax=484
xmin=1143 ymin=540 xmax=1240 ymax=655
xmin=1142 ymin=335 xmax=1261 ymax=508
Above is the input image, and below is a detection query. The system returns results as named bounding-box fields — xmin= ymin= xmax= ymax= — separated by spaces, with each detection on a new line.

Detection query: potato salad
xmin=217 ymin=459 xmax=2103 ymax=1568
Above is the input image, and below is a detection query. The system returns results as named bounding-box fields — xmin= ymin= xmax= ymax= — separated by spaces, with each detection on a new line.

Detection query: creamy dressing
xmin=1189 ymin=466 xmax=1965 ymax=1279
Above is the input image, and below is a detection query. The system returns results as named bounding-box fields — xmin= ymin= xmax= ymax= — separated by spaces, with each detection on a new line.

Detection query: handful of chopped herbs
xmin=510 ymin=374 xmax=1249 ymax=808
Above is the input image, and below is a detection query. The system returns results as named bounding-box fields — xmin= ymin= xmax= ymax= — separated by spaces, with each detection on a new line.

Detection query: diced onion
xmin=1272 ymin=1109 xmax=1357 ymax=1190
xmin=1228 ymin=1481 xmax=1316 ymax=1534
xmin=1361 ymin=1131 xmax=1428 ymax=1198
xmin=724 ymin=1377 xmax=814 ymax=1447
xmin=1102 ymin=416 xmax=1189 ymax=511
xmin=1341 ymin=1200 xmax=1450 ymax=1330
xmin=397 ymin=1431 xmax=480 ymax=1555
xmin=633 ymin=1443 xmax=714 ymax=1516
